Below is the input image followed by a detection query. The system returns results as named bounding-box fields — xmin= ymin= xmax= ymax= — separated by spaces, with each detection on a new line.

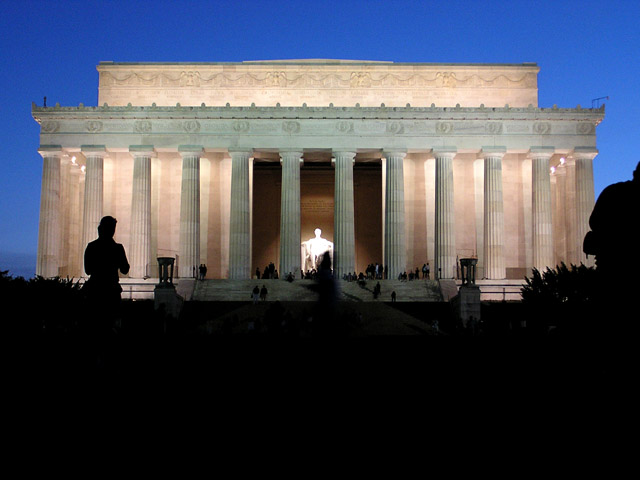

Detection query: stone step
xmin=181 ymin=300 xmax=441 ymax=336
xmin=191 ymin=278 xmax=444 ymax=302
xmin=339 ymin=279 xmax=442 ymax=302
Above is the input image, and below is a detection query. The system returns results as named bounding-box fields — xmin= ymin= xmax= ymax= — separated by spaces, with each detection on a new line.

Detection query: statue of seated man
xmin=301 ymin=228 xmax=333 ymax=272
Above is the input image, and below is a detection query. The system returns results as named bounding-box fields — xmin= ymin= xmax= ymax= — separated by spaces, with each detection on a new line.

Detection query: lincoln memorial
xmin=32 ymin=60 xmax=604 ymax=282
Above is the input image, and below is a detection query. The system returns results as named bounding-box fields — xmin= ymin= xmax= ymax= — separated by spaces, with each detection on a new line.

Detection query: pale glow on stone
xmin=32 ymin=60 xmax=602 ymax=281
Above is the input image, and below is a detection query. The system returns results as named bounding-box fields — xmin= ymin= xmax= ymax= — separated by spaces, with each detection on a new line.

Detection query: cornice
xmin=32 ymin=103 xmax=605 ymax=123
xmin=98 ymin=60 xmax=538 ymax=67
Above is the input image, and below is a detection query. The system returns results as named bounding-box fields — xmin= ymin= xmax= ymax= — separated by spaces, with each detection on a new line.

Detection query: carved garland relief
xmin=282 ymin=121 xmax=300 ymax=134
xmin=577 ymin=122 xmax=595 ymax=134
xmin=183 ymin=120 xmax=200 ymax=133
xmin=533 ymin=122 xmax=551 ymax=135
xmin=41 ymin=121 xmax=59 ymax=133
xmin=436 ymin=122 xmax=454 ymax=134
xmin=233 ymin=120 xmax=250 ymax=132
xmin=336 ymin=121 xmax=353 ymax=133
xmin=85 ymin=121 xmax=103 ymax=133
xmin=134 ymin=120 xmax=152 ymax=133
xmin=99 ymin=70 xmax=537 ymax=89
xmin=485 ymin=122 xmax=503 ymax=134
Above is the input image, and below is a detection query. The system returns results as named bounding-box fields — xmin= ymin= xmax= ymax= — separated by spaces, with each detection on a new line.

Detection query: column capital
xmin=279 ymin=150 xmax=304 ymax=165
xmin=432 ymin=147 xmax=457 ymax=159
xmin=129 ymin=145 xmax=156 ymax=158
xmin=331 ymin=151 xmax=356 ymax=166
xmin=572 ymin=147 xmax=598 ymax=161
xmin=332 ymin=150 xmax=357 ymax=158
xmin=279 ymin=149 xmax=304 ymax=157
xmin=480 ymin=146 xmax=506 ymax=159
xmin=38 ymin=145 xmax=63 ymax=158
xmin=178 ymin=145 xmax=204 ymax=157
xmin=228 ymin=148 xmax=254 ymax=158
xmin=81 ymin=145 xmax=108 ymax=158
xmin=382 ymin=150 xmax=407 ymax=159
xmin=528 ymin=146 xmax=555 ymax=159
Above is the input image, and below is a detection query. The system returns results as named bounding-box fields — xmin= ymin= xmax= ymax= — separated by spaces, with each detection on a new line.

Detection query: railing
xmin=122 ymin=283 xmax=156 ymax=300
xmin=476 ymin=287 xmax=523 ymax=301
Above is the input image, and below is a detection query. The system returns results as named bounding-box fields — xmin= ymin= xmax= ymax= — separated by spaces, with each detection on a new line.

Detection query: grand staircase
xmin=192 ymin=278 xmax=444 ymax=302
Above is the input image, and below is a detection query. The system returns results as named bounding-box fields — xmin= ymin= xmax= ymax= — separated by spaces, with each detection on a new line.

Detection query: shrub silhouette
xmin=521 ymin=263 xmax=598 ymax=334
xmin=1 ymin=270 xmax=84 ymax=335
xmin=521 ymin=263 xmax=597 ymax=305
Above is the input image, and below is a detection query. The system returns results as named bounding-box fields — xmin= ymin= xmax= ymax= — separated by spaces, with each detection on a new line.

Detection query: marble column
xmin=564 ymin=156 xmax=577 ymax=265
xmin=481 ymin=147 xmax=506 ymax=279
xmin=36 ymin=146 xmax=62 ymax=278
xmin=178 ymin=146 xmax=203 ymax=278
xmin=333 ymin=151 xmax=356 ymax=278
xmin=434 ymin=149 xmax=456 ymax=279
xmin=552 ymin=158 xmax=567 ymax=264
xmin=574 ymin=148 xmax=598 ymax=267
xmin=129 ymin=146 xmax=154 ymax=278
xmin=81 ymin=146 xmax=106 ymax=265
xmin=384 ymin=150 xmax=407 ymax=280
xmin=67 ymin=157 xmax=83 ymax=276
xmin=531 ymin=147 xmax=555 ymax=271
xmin=228 ymin=149 xmax=253 ymax=279
xmin=279 ymin=150 xmax=303 ymax=279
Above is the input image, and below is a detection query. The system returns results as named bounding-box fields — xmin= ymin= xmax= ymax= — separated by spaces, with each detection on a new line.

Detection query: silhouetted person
xmin=588 ymin=161 xmax=639 ymax=281
xmin=83 ymin=216 xmax=129 ymax=340
xmin=586 ymin=161 xmax=640 ymax=338
xmin=314 ymin=251 xmax=338 ymax=335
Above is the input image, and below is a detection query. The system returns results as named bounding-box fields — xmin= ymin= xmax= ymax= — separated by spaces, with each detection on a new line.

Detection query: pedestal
xmin=154 ymin=257 xmax=183 ymax=319
xmin=451 ymin=285 xmax=481 ymax=328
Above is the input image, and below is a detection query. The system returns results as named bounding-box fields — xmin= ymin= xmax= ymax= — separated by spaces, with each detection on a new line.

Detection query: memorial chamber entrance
xmin=252 ymin=158 xmax=381 ymax=278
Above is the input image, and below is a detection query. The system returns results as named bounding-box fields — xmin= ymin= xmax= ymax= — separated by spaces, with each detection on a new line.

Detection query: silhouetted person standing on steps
xmin=314 ymin=251 xmax=338 ymax=336
xmin=83 ymin=216 xmax=130 ymax=339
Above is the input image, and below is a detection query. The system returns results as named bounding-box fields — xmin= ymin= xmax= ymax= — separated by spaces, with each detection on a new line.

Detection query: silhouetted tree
xmin=1 ymin=270 xmax=84 ymax=336
xmin=521 ymin=263 xmax=598 ymax=335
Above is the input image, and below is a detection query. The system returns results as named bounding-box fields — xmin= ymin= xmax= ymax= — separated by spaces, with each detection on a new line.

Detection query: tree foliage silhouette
xmin=1 ymin=270 xmax=84 ymax=335
xmin=522 ymin=263 xmax=598 ymax=305
xmin=521 ymin=263 xmax=598 ymax=335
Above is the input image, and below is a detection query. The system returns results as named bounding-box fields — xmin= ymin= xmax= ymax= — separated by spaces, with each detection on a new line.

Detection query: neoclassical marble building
xmin=33 ymin=60 xmax=604 ymax=281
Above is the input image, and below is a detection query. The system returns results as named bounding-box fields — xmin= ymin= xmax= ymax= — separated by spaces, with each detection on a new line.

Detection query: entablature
xmin=33 ymin=104 xmax=604 ymax=152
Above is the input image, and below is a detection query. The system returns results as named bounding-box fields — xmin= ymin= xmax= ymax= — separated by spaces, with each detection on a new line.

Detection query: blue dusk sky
xmin=1 ymin=0 xmax=638 ymax=278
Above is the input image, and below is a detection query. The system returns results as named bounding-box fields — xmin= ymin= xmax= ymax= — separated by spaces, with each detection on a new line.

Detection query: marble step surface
xmin=192 ymin=278 xmax=444 ymax=302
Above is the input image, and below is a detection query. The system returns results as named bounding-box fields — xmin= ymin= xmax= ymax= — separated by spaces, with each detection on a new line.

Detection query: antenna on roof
xmin=591 ymin=96 xmax=609 ymax=108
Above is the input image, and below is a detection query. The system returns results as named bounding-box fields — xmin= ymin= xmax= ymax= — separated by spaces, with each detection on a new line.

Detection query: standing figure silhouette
xmin=83 ymin=216 xmax=130 ymax=338
xmin=586 ymin=161 xmax=639 ymax=339
xmin=587 ymin=161 xmax=639 ymax=281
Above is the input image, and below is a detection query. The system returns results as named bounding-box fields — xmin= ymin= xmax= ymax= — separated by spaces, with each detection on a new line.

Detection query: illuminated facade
xmin=33 ymin=60 xmax=604 ymax=281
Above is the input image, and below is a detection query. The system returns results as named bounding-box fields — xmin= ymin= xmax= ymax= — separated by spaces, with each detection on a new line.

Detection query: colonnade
xmin=36 ymin=145 xmax=598 ymax=280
